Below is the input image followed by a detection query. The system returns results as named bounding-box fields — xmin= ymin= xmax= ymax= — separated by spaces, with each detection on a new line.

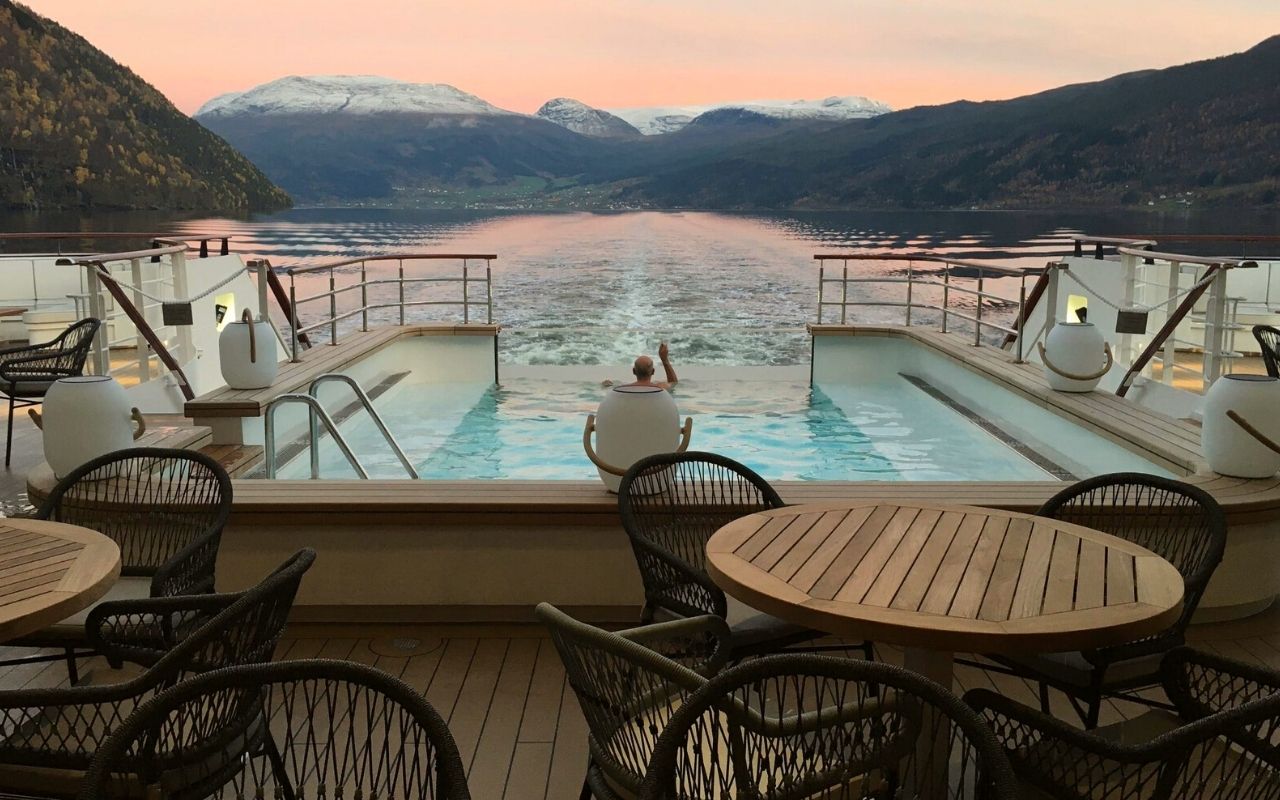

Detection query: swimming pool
xmin=267 ymin=335 xmax=1173 ymax=482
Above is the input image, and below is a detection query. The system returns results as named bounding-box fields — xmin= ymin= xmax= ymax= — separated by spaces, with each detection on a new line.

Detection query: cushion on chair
xmin=725 ymin=596 xmax=821 ymax=655
xmin=995 ymin=649 xmax=1166 ymax=690
xmin=7 ymin=576 xmax=152 ymax=645
xmin=2 ymin=380 xmax=56 ymax=398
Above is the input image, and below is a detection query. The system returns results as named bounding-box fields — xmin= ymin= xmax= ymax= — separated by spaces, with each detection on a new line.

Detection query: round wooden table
xmin=0 ymin=518 xmax=121 ymax=642
xmin=706 ymin=501 xmax=1185 ymax=689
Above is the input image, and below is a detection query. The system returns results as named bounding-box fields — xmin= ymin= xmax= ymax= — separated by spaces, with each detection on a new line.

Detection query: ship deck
xmin=3 ymin=403 xmax=1280 ymax=798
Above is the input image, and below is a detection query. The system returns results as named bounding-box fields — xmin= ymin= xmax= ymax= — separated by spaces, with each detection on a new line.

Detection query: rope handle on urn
xmin=1037 ymin=341 xmax=1114 ymax=382
xmin=1227 ymin=410 xmax=1280 ymax=456
xmin=582 ymin=414 xmax=693 ymax=476
xmin=30 ymin=407 xmax=146 ymax=439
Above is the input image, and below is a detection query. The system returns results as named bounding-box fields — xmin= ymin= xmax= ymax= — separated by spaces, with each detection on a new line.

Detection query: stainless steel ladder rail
xmin=308 ymin=373 xmax=419 ymax=478
xmin=264 ymin=395 xmax=370 ymax=479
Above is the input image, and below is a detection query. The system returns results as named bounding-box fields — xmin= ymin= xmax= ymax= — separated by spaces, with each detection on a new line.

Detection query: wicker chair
xmin=0 ymin=318 xmax=100 ymax=467
xmin=2 ymin=448 xmax=232 ymax=682
xmin=984 ymin=473 xmax=1226 ymax=728
xmin=966 ymin=647 xmax=1280 ymax=799
xmin=619 ymin=451 xmax=871 ymax=660
xmin=77 ymin=658 xmax=471 ymax=800
xmin=536 ymin=602 xmax=732 ymax=800
xmin=640 ymin=654 xmax=1018 ymax=800
xmin=0 ymin=548 xmax=313 ymax=799
xmin=1255 ymin=325 xmax=1280 ymax=377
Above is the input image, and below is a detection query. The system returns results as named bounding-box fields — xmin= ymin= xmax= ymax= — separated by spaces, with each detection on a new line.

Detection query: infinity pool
xmin=279 ymin=373 xmax=1054 ymax=481
xmin=261 ymin=334 xmax=1175 ymax=482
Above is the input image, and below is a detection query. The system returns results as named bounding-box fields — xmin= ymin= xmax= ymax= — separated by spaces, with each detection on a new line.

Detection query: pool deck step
xmin=186 ymin=324 xmax=499 ymax=419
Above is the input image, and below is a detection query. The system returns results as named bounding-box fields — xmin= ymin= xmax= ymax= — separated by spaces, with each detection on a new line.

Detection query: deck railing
xmin=282 ymin=254 xmax=495 ymax=362
xmin=814 ymin=253 xmax=1034 ymax=359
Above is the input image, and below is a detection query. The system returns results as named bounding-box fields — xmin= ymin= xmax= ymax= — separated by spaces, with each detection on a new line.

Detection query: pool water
xmin=281 ymin=373 xmax=1057 ymax=481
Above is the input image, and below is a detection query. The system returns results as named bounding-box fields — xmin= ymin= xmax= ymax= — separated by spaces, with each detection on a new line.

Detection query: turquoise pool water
xmin=278 ymin=373 xmax=1058 ymax=481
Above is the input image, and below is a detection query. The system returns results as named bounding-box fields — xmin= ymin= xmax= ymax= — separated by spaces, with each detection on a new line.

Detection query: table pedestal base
xmin=902 ymin=648 xmax=955 ymax=800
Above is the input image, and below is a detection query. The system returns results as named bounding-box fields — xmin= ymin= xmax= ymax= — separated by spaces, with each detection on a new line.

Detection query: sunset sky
xmin=25 ymin=0 xmax=1280 ymax=115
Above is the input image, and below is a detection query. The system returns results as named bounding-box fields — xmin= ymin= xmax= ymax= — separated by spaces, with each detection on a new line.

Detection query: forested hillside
xmin=0 ymin=1 xmax=290 ymax=212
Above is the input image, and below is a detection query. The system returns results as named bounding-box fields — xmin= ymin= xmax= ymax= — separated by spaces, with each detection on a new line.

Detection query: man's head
xmin=633 ymin=355 xmax=655 ymax=380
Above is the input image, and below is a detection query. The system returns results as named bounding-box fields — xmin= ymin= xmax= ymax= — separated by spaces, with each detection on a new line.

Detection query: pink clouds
xmin=23 ymin=0 xmax=1280 ymax=115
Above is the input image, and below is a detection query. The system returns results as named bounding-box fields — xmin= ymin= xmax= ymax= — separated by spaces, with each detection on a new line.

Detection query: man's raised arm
xmin=658 ymin=341 xmax=678 ymax=387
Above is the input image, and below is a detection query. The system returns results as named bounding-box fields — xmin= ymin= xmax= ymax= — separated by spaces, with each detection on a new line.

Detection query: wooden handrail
xmin=1114 ymin=246 xmax=1255 ymax=268
xmin=249 ymin=259 xmax=311 ymax=349
xmin=90 ymin=266 xmax=195 ymax=401
xmin=811 ymin=253 xmax=1027 ymax=277
xmin=1002 ymin=266 xmax=1052 ymax=347
xmin=286 ymin=253 xmax=497 ymax=276
xmin=1115 ymin=264 xmax=1222 ymax=399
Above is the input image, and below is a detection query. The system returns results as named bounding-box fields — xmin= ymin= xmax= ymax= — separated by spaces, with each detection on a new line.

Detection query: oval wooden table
xmin=707 ymin=501 xmax=1185 ymax=689
xmin=0 ymin=518 xmax=121 ymax=642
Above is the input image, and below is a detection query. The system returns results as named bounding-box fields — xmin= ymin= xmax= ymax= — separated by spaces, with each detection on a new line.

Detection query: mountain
xmin=535 ymin=98 xmax=639 ymax=138
xmin=609 ymin=96 xmax=891 ymax=135
xmin=0 ymin=0 xmax=289 ymax=212
xmin=196 ymin=78 xmax=611 ymax=203
xmin=198 ymin=75 xmax=512 ymax=117
xmin=620 ymin=38 xmax=1280 ymax=209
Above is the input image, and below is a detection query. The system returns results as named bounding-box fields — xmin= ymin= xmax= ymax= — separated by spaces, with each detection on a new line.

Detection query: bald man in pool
xmin=604 ymin=341 xmax=679 ymax=390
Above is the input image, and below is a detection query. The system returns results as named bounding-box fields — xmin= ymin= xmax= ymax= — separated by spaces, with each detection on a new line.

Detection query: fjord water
xmin=7 ymin=207 xmax=1276 ymax=366
xmin=143 ymin=206 xmax=1273 ymax=367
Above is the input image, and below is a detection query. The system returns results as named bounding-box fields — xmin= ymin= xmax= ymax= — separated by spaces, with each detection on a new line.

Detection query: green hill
xmin=0 ymin=1 xmax=290 ymax=212
xmin=618 ymin=36 xmax=1280 ymax=209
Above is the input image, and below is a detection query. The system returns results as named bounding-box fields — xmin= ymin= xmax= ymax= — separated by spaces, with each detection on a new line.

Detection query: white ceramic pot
xmin=1040 ymin=321 xmax=1113 ymax=392
xmin=1202 ymin=374 xmax=1280 ymax=478
xmin=585 ymin=385 xmax=688 ymax=493
xmin=219 ymin=311 xmax=279 ymax=390
xmin=34 ymin=376 xmax=145 ymax=479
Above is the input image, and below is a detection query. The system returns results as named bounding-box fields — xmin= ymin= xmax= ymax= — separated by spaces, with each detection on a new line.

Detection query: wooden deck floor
xmin=4 ymin=403 xmax=1280 ymax=798
xmin=0 ymin=615 xmax=1273 ymax=800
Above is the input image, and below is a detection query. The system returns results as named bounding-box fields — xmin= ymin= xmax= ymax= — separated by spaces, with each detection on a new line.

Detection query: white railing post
xmin=256 ymin=262 xmax=271 ymax=322
xmin=1119 ymin=250 xmax=1138 ymax=369
xmin=85 ymin=266 xmax=110 ymax=376
xmin=1202 ymin=266 xmax=1229 ymax=387
xmin=817 ymin=263 xmax=825 ymax=324
xmin=1161 ymin=260 xmax=1180 ymax=385
xmin=170 ymin=249 xmax=194 ymax=364
xmin=129 ymin=257 xmax=150 ymax=381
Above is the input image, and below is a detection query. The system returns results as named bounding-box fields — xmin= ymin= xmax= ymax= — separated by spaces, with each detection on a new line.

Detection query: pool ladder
xmin=263 ymin=373 xmax=419 ymax=479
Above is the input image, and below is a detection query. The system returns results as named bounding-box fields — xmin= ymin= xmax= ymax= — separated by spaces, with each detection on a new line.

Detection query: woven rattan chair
xmin=77 ymin=658 xmax=471 ymax=800
xmin=0 ymin=318 xmax=100 ymax=467
xmin=984 ymin=473 xmax=1226 ymax=728
xmin=2 ymin=447 xmax=232 ymax=682
xmin=0 ymin=548 xmax=313 ymax=799
xmin=1255 ymin=325 xmax=1280 ymax=377
xmin=966 ymin=647 xmax=1280 ymax=799
xmin=640 ymin=654 xmax=1018 ymax=800
xmin=536 ymin=602 xmax=732 ymax=800
xmin=619 ymin=451 xmax=871 ymax=661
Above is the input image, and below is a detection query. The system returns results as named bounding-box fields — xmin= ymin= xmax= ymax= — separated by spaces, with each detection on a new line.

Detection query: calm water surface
xmin=5 ymin=208 xmax=1277 ymax=366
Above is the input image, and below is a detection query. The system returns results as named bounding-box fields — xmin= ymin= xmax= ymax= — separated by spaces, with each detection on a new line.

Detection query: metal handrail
xmin=263 ymin=394 xmax=370 ymax=479
xmin=282 ymin=253 xmax=496 ymax=362
xmin=814 ymin=255 xmax=1030 ymax=354
xmin=308 ymin=374 xmax=418 ymax=478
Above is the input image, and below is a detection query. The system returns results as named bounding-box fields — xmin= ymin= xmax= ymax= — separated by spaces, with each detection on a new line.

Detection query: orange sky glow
xmin=23 ymin=0 xmax=1280 ymax=115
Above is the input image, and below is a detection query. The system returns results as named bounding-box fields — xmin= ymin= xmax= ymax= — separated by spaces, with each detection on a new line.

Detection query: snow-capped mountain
xmin=609 ymin=96 xmax=892 ymax=135
xmin=195 ymin=75 xmax=513 ymax=117
xmin=534 ymin=98 xmax=639 ymax=138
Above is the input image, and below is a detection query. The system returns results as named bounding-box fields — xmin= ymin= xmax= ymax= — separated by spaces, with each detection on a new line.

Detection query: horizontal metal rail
xmin=812 ymin=252 xmax=1027 ymax=277
xmin=284 ymin=254 xmax=495 ymax=362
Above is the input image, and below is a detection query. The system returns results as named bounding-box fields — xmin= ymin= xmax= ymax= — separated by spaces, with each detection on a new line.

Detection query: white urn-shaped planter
xmin=583 ymin=385 xmax=692 ymax=493
xmin=32 ymin=376 xmax=145 ymax=479
xmin=218 ymin=310 xmax=279 ymax=390
xmin=1038 ymin=321 xmax=1114 ymax=392
xmin=1202 ymin=374 xmax=1280 ymax=478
